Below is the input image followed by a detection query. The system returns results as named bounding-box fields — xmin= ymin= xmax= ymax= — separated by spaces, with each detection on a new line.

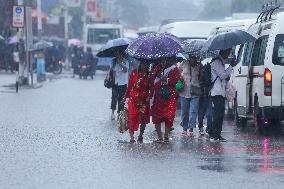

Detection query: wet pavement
xmin=0 ymin=72 xmax=284 ymax=189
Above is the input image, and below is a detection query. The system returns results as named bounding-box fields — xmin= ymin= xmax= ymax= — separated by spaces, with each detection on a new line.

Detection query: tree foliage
xmin=0 ymin=0 xmax=16 ymax=37
xmin=199 ymin=0 xmax=272 ymax=19
xmin=232 ymin=0 xmax=267 ymax=12
xmin=68 ymin=7 xmax=83 ymax=38
xmin=199 ymin=0 xmax=232 ymax=19
xmin=0 ymin=0 xmax=34 ymax=37
xmin=113 ymin=0 xmax=149 ymax=27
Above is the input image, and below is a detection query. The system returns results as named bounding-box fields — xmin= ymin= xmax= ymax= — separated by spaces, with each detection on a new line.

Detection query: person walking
xmin=151 ymin=57 xmax=180 ymax=143
xmin=85 ymin=47 xmax=96 ymax=77
xmin=198 ymin=94 xmax=213 ymax=136
xmin=123 ymin=61 xmax=150 ymax=143
xmin=210 ymin=48 xmax=237 ymax=142
xmin=12 ymin=45 xmax=20 ymax=72
xmin=179 ymin=55 xmax=202 ymax=137
xmin=35 ymin=50 xmax=46 ymax=81
xmin=198 ymin=61 xmax=214 ymax=136
xmin=110 ymin=53 xmax=129 ymax=120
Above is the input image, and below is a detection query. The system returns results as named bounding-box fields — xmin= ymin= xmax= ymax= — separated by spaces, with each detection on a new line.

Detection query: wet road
xmin=1 ymin=72 xmax=284 ymax=189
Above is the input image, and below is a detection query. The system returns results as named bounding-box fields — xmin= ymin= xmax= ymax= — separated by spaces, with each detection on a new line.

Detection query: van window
xmin=242 ymin=43 xmax=253 ymax=66
xmin=251 ymin=36 xmax=269 ymax=66
xmin=87 ymin=28 xmax=121 ymax=44
xmin=236 ymin=44 xmax=244 ymax=65
xmin=272 ymin=34 xmax=284 ymax=65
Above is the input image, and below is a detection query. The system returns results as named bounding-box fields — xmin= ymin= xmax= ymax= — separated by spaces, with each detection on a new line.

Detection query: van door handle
xmin=238 ymin=67 xmax=242 ymax=74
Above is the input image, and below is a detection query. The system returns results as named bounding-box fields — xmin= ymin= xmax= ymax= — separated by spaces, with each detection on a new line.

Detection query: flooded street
xmin=0 ymin=72 xmax=284 ymax=189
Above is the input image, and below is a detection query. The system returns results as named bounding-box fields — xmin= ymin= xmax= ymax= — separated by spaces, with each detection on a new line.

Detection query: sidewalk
xmin=0 ymin=69 xmax=75 ymax=93
xmin=0 ymin=72 xmax=17 ymax=92
xmin=0 ymin=71 xmax=43 ymax=92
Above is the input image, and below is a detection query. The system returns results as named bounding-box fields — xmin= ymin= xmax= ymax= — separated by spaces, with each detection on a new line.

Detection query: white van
xmin=210 ymin=19 xmax=255 ymax=35
xmin=83 ymin=23 xmax=124 ymax=53
xmin=159 ymin=21 xmax=219 ymax=40
xmin=234 ymin=7 xmax=284 ymax=133
xmin=83 ymin=23 xmax=124 ymax=70
xmin=137 ymin=26 xmax=159 ymax=36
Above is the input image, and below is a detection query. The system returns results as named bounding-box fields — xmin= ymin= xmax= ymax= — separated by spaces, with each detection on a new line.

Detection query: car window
xmin=272 ymin=34 xmax=284 ymax=66
xmin=243 ymin=43 xmax=253 ymax=66
xmin=251 ymin=35 xmax=269 ymax=66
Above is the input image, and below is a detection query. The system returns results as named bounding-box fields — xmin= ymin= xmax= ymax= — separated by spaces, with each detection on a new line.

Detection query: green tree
xmin=68 ymin=7 xmax=84 ymax=38
xmin=113 ymin=0 xmax=149 ymax=27
xmin=0 ymin=0 xmax=16 ymax=37
xmin=199 ymin=0 xmax=232 ymax=19
xmin=0 ymin=0 xmax=34 ymax=37
xmin=232 ymin=0 xmax=267 ymax=12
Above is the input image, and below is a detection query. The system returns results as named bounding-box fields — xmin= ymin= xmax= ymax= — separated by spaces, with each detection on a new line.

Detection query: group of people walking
xmin=109 ymin=48 xmax=237 ymax=143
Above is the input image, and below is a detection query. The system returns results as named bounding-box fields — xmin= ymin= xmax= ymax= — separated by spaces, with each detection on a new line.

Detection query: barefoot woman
xmin=124 ymin=61 xmax=151 ymax=143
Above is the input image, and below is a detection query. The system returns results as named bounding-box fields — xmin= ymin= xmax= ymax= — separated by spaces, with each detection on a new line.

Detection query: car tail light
xmin=264 ymin=68 xmax=272 ymax=96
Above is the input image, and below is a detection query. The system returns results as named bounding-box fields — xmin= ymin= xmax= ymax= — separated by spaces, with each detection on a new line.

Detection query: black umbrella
xmin=182 ymin=39 xmax=206 ymax=53
xmin=97 ymin=38 xmax=132 ymax=57
xmin=204 ymin=30 xmax=257 ymax=51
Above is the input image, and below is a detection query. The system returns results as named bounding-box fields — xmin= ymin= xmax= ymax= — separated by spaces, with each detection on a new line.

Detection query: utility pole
xmin=62 ymin=1 xmax=69 ymax=69
xmin=17 ymin=0 xmax=28 ymax=85
xmin=37 ymin=0 xmax=42 ymax=37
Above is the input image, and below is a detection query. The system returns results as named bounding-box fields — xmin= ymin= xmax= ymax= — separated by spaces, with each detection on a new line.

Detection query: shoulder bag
xmin=104 ymin=69 xmax=115 ymax=89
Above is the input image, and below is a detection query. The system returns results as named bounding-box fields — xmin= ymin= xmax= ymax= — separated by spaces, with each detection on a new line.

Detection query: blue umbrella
xmin=204 ymin=30 xmax=257 ymax=51
xmin=97 ymin=38 xmax=132 ymax=57
xmin=126 ymin=32 xmax=183 ymax=60
xmin=182 ymin=39 xmax=206 ymax=53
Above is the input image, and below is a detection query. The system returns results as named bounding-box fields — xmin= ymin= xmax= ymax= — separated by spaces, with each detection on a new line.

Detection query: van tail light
xmin=264 ymin=68 xmax=272 ymax=96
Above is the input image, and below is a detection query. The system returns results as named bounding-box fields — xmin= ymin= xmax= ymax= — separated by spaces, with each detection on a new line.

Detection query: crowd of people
xmin=108 ymin=48 xmax=237 ymax=143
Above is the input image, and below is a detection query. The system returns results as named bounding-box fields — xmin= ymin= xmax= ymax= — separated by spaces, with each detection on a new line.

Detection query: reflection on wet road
xmin=0 ymin=72 xmax=284 ymax=189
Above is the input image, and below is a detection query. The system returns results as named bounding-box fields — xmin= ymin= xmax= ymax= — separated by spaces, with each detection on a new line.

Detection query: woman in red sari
xmin=124 ymin=61 xmax=150 ymax=143
xmin=151 ymin=57 xmax=180 ymax=143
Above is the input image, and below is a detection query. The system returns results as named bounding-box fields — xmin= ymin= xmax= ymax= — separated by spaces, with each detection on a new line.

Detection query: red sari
xmin=151 ymin=65 xmax=180 ymax=128
xmin=125 ymin=70 xmax=150 ymax=133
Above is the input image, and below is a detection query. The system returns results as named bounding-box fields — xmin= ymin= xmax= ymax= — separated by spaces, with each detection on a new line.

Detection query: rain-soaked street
xmin=1 ymin=72 xmax=284 ymax=189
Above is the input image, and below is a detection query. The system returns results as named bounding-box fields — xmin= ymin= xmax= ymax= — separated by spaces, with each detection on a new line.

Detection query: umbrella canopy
xmin=204 ymin=30 xmax=257 ymax=51
xmin=32 ymin=41 xmax=53 ymax=51
xmin=0 ymin=35 xmax=4 ymax=41
xmin=8 ymin=36 xmax=18 ymax=44
xmin=97 ymin=38 xmax=132 ymax=57
xmin=126 ymin=32 xmax=183 ymax=60
xmin=182 ymin=39 xmax=206 ymax=53
xmin=68 ymin=38 xmax=81 ymax=46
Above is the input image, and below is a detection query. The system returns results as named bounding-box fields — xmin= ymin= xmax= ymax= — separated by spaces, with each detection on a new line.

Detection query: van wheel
xmin=270 ymin=119 xmax=282 ymax=135
xmin=253 ymin=99 xmax=266 ymax=135
xmin=234 ymin=97 xmax=246 ymax=128
xmin=236 ymin=116 xmax=247 ymax=128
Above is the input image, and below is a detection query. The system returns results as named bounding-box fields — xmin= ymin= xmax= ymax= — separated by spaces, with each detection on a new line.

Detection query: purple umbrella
xmin=126 ymin=32 xmax=183 ymax=60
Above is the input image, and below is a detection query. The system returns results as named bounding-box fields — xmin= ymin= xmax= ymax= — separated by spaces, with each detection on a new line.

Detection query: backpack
xmin=200 ymin=57 xmax=221 ymax=96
